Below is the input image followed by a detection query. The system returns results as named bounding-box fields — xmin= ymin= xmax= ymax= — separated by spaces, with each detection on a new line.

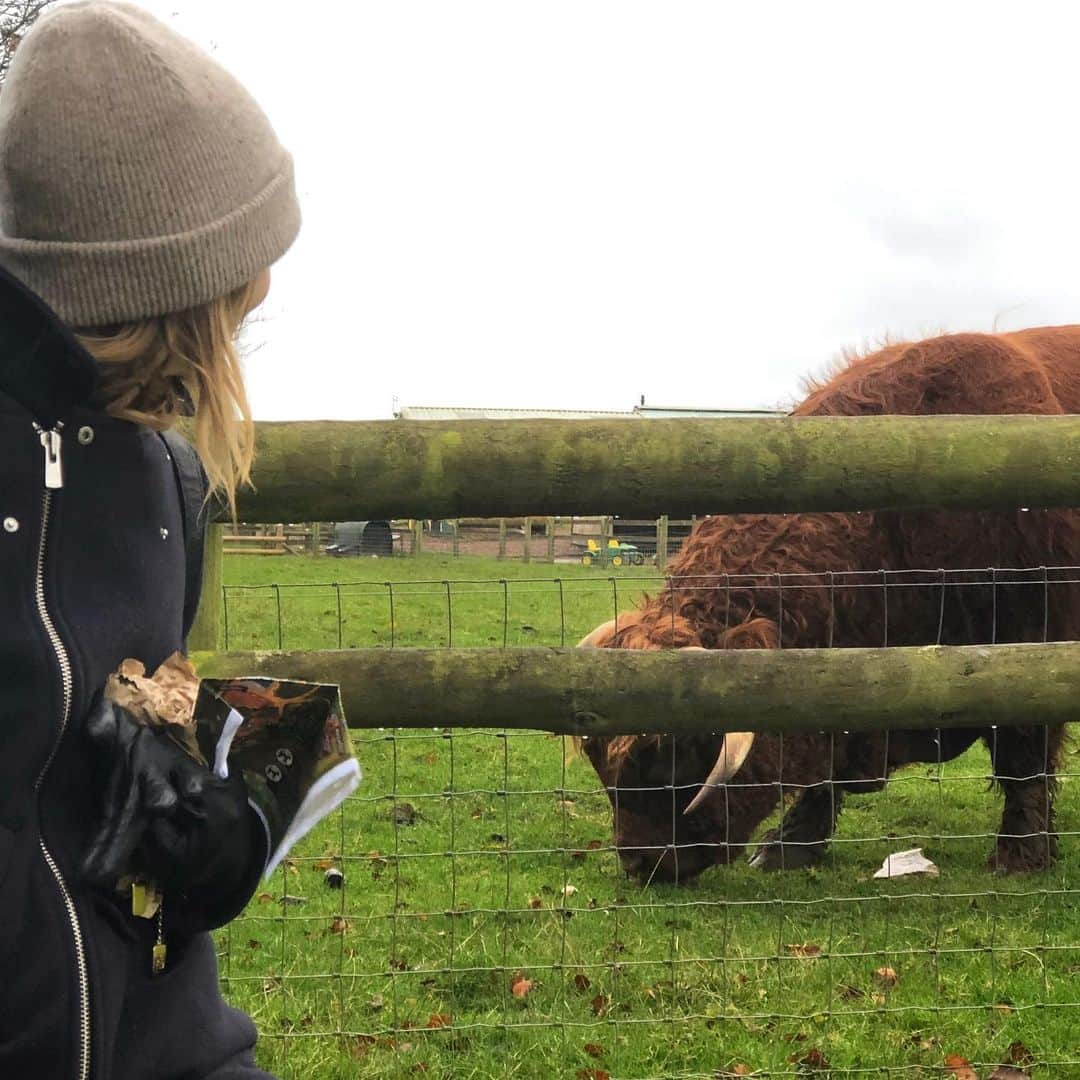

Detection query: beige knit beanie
xmin=0 ymin=1 xmax=300 ymax=326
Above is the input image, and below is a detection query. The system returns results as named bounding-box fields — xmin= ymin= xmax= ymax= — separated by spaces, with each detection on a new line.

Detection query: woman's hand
xmin=82 ymin=695 xmax=263 ymax=897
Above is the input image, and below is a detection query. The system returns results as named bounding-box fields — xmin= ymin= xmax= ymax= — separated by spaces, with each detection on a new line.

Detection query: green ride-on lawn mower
xmin=580 ymin=537 xmax=646 ymax=567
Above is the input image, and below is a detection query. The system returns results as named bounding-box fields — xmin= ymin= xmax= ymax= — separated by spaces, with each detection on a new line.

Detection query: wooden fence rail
xmin=192 ymin=641 xmax=1080 ymax=735
xmin=236 ymin=416 xmax=1080 ymax=522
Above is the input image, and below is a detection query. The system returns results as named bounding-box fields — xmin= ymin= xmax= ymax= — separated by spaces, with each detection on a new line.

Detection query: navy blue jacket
xmin=0 ymin=266 xmax=267 ymax=1080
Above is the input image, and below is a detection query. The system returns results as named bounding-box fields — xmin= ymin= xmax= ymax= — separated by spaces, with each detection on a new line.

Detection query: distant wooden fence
xmin=223 ymin=523 xmax=309 ymax=556
xmin=222 ymin=515 xmax=695 ymax=566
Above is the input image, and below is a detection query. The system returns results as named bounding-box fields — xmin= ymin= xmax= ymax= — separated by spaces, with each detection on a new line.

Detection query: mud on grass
xmin=216 ymin=554 xmax=1080 ymax=1078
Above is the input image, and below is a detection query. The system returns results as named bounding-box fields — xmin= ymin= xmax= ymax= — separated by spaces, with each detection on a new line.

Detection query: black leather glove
xmin=82 ymin=695 xmax=266 ymax=915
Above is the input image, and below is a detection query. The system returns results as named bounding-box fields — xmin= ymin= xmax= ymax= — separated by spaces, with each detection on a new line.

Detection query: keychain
xmin=152 ymin=908 xmax=167 ymax=975
xmin=130 ymin=878 xmax=167 ymax=975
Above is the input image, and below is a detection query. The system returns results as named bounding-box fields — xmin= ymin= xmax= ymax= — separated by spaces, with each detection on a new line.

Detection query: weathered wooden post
xmin=546 ymin=517 xmax=556 ymax=563
xmin=656 ymin=515 xmax=669 ymax=570
xmin=498 ymin=518 xmax=507 ymax=560
xmin=309 ymin=521 xmax=322 ymax=556
xmin=523 ymin=516 xmax=532 ymax=563
xmin=412 ymin=519 xmax=423 ymax=557
xmin=451 ymin=519 xmax=460 ymax=558
xmin=600 ymin=515 xmax=613 ymax=568
xmin=188 ymin=522 xmax=224 ymax=652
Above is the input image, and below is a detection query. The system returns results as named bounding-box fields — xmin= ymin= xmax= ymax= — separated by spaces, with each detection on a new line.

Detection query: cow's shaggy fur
xmin=581 ymin=326 xmax=1080 ymax=883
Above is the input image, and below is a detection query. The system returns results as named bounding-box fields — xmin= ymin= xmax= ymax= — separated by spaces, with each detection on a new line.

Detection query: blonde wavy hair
xmin=75 ymin=278 xmax=264 ymax=519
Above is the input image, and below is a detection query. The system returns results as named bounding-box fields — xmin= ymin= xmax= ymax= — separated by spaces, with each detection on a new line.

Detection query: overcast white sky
xmin=128 ymin=1 xmax=1080 ymax=419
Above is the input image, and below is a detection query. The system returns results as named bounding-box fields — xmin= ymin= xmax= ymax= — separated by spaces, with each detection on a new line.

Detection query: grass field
xmin=215 ymin=553 xmax=1079 ymax=1079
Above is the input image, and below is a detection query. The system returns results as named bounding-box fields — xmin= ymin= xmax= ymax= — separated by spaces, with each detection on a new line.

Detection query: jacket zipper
xmin=31 ymin=422 xmax=91 ymax=1080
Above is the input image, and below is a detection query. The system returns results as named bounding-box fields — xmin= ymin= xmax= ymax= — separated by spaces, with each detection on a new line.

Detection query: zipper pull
xmin=38 ymin=426 xmax=64 ymax=490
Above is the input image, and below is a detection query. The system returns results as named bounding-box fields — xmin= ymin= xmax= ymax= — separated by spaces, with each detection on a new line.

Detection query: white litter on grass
xmin=562 ymin=884 xmax=578 ymax=897
xmin=873 ymin=848 xmax=939 ymax=879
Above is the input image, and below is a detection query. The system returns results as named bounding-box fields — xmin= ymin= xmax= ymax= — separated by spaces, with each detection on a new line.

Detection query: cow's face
xmin=581 ymin=731 xmax=768 ymax=882
xmin=577 ymin=617 xmax=773 ymax=883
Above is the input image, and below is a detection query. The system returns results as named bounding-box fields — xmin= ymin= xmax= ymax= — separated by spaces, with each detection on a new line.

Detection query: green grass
xmin=215 ymin=553 xmax=1080 ymax=1079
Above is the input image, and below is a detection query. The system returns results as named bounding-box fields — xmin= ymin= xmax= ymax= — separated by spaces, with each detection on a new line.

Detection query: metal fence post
xmin=656 ymin=515 xmax=668 ymax=570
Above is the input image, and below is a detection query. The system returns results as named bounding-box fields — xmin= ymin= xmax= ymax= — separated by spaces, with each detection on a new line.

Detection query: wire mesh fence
xmin=216 ymin=569 xmax=1080 ymax=1079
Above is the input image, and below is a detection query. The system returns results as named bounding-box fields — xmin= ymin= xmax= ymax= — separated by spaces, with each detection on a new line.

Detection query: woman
xmin=0 ymin=3 xmax=300 ymax=1077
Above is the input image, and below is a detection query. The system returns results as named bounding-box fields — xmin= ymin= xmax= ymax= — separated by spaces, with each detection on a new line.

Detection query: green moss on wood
xmin=192 ymin=642 xmax=1080 ymax=735
xmin=234 ymin=417 xmax=1080 ymax=522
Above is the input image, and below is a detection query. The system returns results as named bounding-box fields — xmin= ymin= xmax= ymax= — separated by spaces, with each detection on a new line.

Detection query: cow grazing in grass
xmin=579 ymin=326 xmax=1080 ymax=883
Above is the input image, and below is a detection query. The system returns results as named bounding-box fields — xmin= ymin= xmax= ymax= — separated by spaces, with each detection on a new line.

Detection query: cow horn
xmin=674 ymin=646 xmax=755 ymax=813
xmin=682 ymin=733 xmax=756 ymax=815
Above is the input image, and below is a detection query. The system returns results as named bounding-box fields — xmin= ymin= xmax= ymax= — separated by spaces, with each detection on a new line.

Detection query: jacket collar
xmin=0 ymin=264 xmax=98 ymax=428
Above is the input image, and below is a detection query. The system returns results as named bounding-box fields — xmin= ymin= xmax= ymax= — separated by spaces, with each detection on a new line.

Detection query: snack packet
xmin=104 ymin=654 xmax=361 ymax=881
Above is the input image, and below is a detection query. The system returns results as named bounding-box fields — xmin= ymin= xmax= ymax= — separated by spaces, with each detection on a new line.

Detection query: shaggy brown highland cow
xmin=580 ymin=326 xmax=1080 ymax=883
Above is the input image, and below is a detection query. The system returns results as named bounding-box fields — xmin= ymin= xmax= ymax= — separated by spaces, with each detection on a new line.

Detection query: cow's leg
xmin=985 ymin=725 xmax=1061 ymax=873
xmin=749 ymin=782 xmax=843 ymax=870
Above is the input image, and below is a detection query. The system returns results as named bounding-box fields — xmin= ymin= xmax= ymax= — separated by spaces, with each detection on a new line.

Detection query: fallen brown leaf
xmin=575 ymin=1071 xmax=610 ymax=1080
xmin=590 ymin=993 xmax=609 ymax=1016
xmin=788 ymin=1047 xmax=830 ymax=1070
xmin=573 ymin=973 xmax=591 ymax=992
xmin=329 ymin=917 xmax=349 ymax=934
xmin=991 ymin=1001 xmax=1015 ymax=1015
xmin=944 ymin=1055 xmax=979 ymax=1080
xmin=873 ymin=966 xmax=898 ymax=988
xmin=987 ymin=1068 xmax=1031 ymax=1080
xmin=1007 ymin=1042 xmax=1035 ymax=1067
xmin=785 ymin=943 xmax=822 ymax=958
xmin=350 ymin=1035 xmax=376 ymax=1059
xmin=529 ymin=898 xmax=542 ymax=910
xmin=425 ymin=1013 xmax=451 ymax=1029
xmin=511 ymin=972 xmax=533 ymax=999
xmin=583 ymin=1043 xmax=604 ymax=1058
xmin=838 ymin=984 xmax=864 ymax=1000
xmin=313 ymin=858 xmax=335 ymax=872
